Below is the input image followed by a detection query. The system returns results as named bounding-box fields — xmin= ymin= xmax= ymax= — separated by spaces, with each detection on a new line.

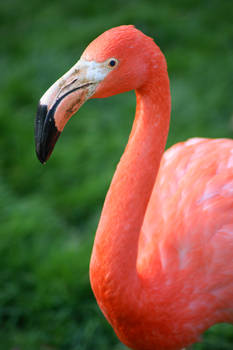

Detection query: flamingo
xmin=35 ymin=25 xmax=233 ymax=350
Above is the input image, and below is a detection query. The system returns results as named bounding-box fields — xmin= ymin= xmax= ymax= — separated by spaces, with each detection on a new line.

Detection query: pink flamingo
xmin=35 ymin=26 xmax=233 ymax=350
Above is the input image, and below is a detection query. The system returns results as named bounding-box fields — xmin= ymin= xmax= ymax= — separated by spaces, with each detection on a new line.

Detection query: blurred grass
xmin=0 ymin=0 xmax=233 ymax=349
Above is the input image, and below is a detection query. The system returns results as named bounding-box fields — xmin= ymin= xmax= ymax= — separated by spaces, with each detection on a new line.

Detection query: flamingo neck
xmin=90 ymin=58 xmax=171 ymax=338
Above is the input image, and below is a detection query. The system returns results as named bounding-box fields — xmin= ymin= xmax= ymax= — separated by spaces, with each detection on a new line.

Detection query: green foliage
xmin=0 ymin=0 xmax=233 ymax=349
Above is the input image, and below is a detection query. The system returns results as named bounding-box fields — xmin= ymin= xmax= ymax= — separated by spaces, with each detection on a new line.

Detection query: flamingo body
xmin=140 ymin=137 xmax=233 ymax=323
xmin=35 ymin=26 xmax=233 ymax=350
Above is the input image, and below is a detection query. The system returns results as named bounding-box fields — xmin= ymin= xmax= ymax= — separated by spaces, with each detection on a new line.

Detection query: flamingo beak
xmin=35 ymin=60 xmax=102 ymax=163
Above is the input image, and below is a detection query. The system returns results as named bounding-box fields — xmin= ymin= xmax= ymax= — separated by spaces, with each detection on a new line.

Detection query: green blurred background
xmin=1 ymin=0 xmax=233 ymax=349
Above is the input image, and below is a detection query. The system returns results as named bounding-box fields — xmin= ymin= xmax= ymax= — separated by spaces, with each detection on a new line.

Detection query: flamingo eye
xmin=108 ymin=58 xmax=118 ymax=68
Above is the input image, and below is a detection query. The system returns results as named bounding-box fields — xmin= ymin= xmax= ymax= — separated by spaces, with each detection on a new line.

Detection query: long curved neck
xmin=90 ymin=56 xmax=171 ymax=327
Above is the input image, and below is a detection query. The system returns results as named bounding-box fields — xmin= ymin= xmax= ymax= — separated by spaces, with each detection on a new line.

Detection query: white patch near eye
xmin=75 ymin=59 xmax=112 ymax=83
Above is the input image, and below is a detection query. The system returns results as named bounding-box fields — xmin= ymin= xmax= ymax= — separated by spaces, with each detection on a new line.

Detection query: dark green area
xmin=1 ymin=0 xmax=233 ymax=349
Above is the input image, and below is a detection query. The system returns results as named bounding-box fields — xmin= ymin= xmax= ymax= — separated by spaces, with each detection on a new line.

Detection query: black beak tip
xmin=36 ymin=148 xmax=47 ymax=164
xmin=35 ymin=103 xmax=61 ymax=164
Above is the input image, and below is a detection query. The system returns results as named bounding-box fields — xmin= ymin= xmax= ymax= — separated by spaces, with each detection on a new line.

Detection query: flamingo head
xmin=35 ymin=25 xmax=161 ymax=163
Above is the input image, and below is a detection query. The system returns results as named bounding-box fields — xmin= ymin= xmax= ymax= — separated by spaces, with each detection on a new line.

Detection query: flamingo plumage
xmin=35 ymin=25 xmax=233 ymax=350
